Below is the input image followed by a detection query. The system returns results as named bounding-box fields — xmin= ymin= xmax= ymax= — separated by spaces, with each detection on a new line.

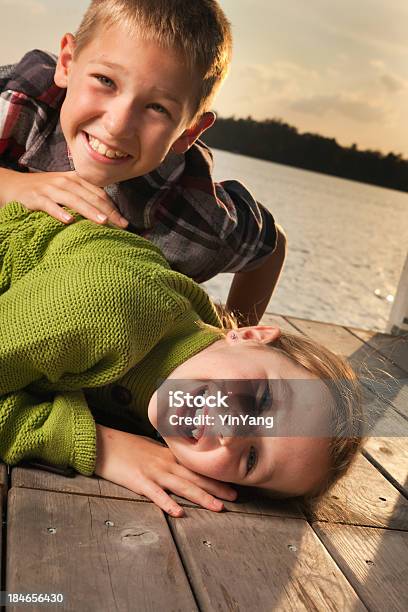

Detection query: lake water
xmin=202 ymin=149 xmax=408 ymax=332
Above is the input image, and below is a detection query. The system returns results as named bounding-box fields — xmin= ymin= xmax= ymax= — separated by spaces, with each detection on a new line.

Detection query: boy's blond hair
xmin=74 ymin=0 xmax=233 ymax=125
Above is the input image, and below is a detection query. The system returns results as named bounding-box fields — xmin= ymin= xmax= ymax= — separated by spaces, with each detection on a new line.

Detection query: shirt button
xmin=112 ymin=385 xmax=132 ymax=406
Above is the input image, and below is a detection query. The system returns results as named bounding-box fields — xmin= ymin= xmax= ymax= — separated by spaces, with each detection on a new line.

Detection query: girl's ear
xmin=226 ymin=326 xmax=281 ymax=345
xmin=54 ymin=33 xmax=76 ymax=88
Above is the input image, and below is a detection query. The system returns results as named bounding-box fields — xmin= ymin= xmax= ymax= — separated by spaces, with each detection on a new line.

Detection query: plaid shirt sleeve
xmin=213 ymin=179 xmax=277 ymax=273
xmin=144 ymin=140 xmax=277 ymax=282
xmin=0 ymin=52 xmax=62 ymax=172
xmin=0 ymin=62 xmax=36 ymax=166
xmin=0 ymin=63 xmax=25 ymax=166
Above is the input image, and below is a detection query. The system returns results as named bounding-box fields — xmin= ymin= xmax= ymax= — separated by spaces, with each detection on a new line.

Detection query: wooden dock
xmin=1 ymin=314 xmax=407 ymax=611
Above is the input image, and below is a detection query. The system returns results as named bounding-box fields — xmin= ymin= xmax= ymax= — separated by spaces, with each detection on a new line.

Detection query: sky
xmin=1 ymin=0 xmax=407 ymax=156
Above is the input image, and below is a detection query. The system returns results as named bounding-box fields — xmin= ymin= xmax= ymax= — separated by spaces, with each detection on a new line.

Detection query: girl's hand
xmin=94 ymin=424 xmax=238 ymax=517
xmin=4 ymin=169 xmax=129 ymax=228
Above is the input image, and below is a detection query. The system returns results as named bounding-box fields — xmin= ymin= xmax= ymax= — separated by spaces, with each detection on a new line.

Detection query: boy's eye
xmin=94 ymin=75 xmax=115 ymax=88
xmin=246 ymin=446 xmax=257 ymax=475
xmin=148 ymin=103 xmax=170 ymax=117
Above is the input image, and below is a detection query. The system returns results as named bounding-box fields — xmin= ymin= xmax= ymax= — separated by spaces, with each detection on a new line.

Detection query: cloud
xmin=233 ymin=61 xmax=319 ymax=100
xmin=290 ymin=94 xmax=386 ymax=123
xmin=369 ymin=59 xmax=407 ymax=93
xmin=1 ymin=0 xmax=46 ymax=15
xmin=380 ymin=74 xmax=406 ymax=93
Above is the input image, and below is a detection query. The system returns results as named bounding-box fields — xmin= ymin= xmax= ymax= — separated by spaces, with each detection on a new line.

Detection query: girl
xmin=0 ymin=202 xmax=362 ymax=517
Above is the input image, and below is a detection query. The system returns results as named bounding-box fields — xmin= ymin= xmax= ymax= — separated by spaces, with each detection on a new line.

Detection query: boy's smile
xmin=54 ymin=25 xmax=211 ymax=187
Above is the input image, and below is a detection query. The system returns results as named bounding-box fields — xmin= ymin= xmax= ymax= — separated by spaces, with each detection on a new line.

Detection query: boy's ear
xmin=54 ymin=33 xmax=76 ymax=88
xmin=171 ymin=112 xmax=216 ymax=154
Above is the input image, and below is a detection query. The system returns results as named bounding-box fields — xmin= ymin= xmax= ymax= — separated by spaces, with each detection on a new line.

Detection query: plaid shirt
xmin=0 ymin=50 xmax=277 ymax=283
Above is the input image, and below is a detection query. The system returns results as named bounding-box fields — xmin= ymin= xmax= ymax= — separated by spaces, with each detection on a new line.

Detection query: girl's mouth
xmin=82 ymin=131 xmax=131 ymax=165
xmin=175 ymin=405 xmax=209 ymax=445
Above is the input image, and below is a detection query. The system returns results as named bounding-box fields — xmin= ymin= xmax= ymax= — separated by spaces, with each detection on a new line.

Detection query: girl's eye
xmin=259 ymin=385 xmax=272 ymax=412
xmin=197 ymin=386 xmax=208 ymax=400
xmin=148 ymin=103 xmax=170 ymax=117
xmin=95 ymin=75 xmax=115 ymax=88
xmin=246 ymin=446 xmax=257 ymax=474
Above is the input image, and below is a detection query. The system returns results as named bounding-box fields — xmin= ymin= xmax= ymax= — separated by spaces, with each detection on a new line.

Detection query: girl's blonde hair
xmin=74 ymin=0 xmax=233 ymax=125
xmin=214 ymin=306 xmax=363 ymax=508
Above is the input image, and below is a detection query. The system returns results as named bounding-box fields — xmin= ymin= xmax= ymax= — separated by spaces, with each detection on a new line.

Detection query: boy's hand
xmin=94 ymin=424 xmax=237 ymax=517
xmin=4 ymin=170 xmax=129 ymax=229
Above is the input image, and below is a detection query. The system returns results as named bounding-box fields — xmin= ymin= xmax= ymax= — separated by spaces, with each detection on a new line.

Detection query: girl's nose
xmin=219 ymin=433 xmax=241 ymax=447
xmin=219 ymin=433 xmax=229 ymax=447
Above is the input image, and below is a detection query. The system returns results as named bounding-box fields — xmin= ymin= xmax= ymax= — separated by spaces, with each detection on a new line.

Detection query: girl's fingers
xmin=174 ymin=464 xmax=237 ymax=501
xmin=139 ymin=480 xmax=185 ymax=517
xmin=160 ymin=474 xmax=225 ymax=512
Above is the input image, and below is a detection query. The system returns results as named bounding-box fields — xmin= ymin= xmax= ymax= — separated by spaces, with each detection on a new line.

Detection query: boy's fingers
xmin=161 ymin=474 xmax=225 ymax=512
xmin=51 ymin=193 xmax=109 ymax=225
xmin=76 ymin=176 xmax=129 ymax=228
xmin=34 ymin=198 xmax=74 ymax=224
xmin=140 ymin=481 xmax=185 ymax=517
xmin=43 ymin=185 xmax=117 ymax=226
xmin=105 ymin=208 xmax=129 ymax=229
xmin=48 ymin=179 xmax=128 ymax=228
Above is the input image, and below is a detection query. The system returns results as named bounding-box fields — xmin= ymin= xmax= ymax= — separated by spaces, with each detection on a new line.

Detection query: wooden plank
xmin=261 ymin=312 xmax=303 ymax=334
xmin=314 ymin=522 xmax=408 ymax=612
xmin=6 ymin=488 xmax=198 ymax=611
xmin=360 ymin=387 xmax=408 ymax=437
xmin=11 ymin=466 xmax=304 ymax=518
xmin=347 ymin=327 xmax=408 ymax=375
xmin=0 ymin=462 xmax=8 ymax=493
xmin=12 ymin=465 xmax=103 ymax=495
xmin=286 ymin=316 xmax=408 ymax=424
xmin=11 ymin=465 xmax=148 ymax=502
xmin=169 ymin=509 xmax=366 ymax=611
xmin=286 ymin=315 xmax=377 ymax=357
xmin=173 ymin=487 xmax=305 ymax=518
xmin=0 ymin=463 xmax=6 ymax=588
xmin=309 ymin=453 xmax=408 ymax=530
xmin=362 ymin=437 xmax=408 ymax=497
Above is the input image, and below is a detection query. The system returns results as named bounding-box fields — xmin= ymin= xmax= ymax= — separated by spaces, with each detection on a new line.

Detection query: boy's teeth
xmin=191 ymin=428 xmax=201 ymax=440
xmin=88 ymin=134 xmax=128 ymax=159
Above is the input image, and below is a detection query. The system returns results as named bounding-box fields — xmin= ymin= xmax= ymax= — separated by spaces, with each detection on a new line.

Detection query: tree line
xmin=202 ymin=116 xmax=408 ymax=193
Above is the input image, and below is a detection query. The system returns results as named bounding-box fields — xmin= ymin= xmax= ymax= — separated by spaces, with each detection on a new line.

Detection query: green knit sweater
xmin=0 ymin=202 xmax=224 ymax=475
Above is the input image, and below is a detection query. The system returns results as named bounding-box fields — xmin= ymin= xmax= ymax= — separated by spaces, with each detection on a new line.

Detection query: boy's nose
xmin=103 ymin=102 xmax=137 ymax=140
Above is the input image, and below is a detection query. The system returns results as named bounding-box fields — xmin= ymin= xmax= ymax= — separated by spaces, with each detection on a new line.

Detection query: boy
xmin=0 ymin=0 xmax=286 ymax=325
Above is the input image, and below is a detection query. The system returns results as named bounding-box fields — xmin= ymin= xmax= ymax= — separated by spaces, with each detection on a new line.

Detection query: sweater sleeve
xmin=0 ymin=219 xmax=176 ymax=475
xmin=0 ymin=389 xmax=96 ymax=475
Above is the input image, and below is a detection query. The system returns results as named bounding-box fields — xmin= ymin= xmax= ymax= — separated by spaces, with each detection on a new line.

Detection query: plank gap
xmin=362 ymin=448 xmax=408 ymax=499
xmin=309 ymin=517 xmax=408 ymax=532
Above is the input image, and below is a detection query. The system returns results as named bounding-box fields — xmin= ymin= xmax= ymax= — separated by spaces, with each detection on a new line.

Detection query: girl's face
xmin=148 ymin=327 xmax=333 ymax=496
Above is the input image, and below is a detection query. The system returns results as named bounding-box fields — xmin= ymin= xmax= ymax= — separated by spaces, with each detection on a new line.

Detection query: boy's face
xmin=54 ymin=25 xmax=213 ymax=186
